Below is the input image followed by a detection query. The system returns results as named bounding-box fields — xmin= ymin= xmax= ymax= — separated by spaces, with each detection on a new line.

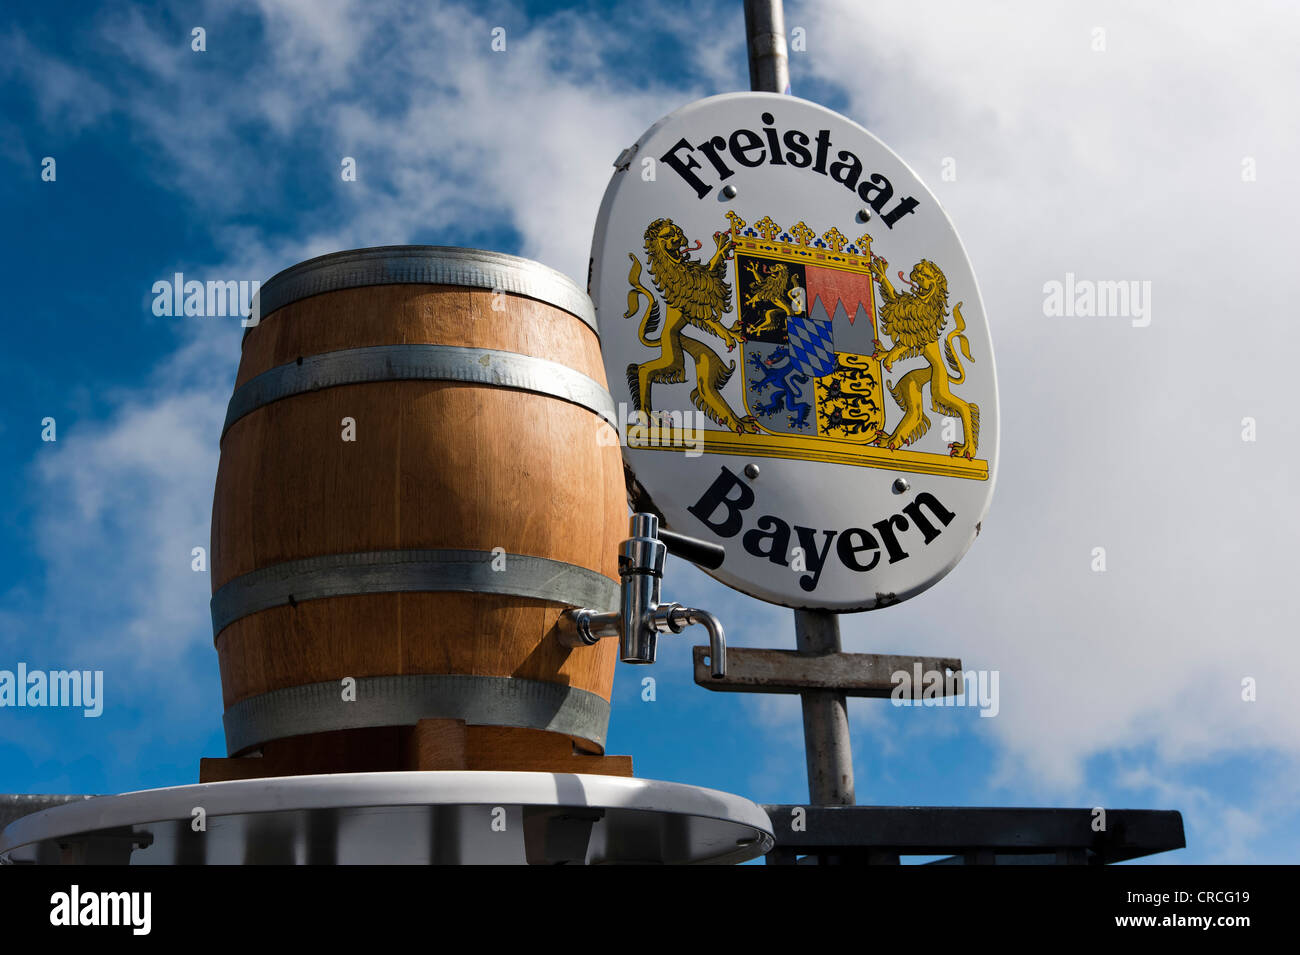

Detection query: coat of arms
xmin=622 ymin=211 xmax=986 ymax=480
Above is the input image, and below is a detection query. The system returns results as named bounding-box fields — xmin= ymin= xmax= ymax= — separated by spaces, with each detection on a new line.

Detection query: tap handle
xmin=657 ymin=527 xmax=726 ymax=570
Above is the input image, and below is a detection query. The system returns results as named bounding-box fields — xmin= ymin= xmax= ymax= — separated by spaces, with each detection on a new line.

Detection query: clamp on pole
xmin=558 ymin=514 xmax=727 ymax=679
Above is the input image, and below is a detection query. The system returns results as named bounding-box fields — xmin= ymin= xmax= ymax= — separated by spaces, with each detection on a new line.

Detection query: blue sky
xmin=2 ymin=0 xmax=1298 ymax=864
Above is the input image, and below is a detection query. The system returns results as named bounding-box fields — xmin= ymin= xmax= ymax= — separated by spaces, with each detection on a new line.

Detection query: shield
xmin=734 ymin=215 xmax=885 ymax=442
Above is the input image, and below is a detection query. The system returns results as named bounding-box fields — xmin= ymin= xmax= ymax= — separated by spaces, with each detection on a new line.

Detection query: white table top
xmin=0 ymin=772 xmax=774 ymax=865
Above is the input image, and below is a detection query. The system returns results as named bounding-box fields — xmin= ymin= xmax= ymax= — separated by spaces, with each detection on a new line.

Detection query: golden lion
xmin=741 ymin=261 xmax=802 ymax=337
xmin=869 ymin=257 xmax=980 ymax=458
xmin=625 ymin=219 xmax=760 ymax=433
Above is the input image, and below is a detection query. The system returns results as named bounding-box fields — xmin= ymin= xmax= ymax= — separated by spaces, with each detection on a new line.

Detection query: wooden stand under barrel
xmin=201 ymin=247 xmax=633 ymax=781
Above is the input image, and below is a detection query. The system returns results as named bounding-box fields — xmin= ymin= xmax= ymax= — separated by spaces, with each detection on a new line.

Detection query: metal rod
xmin=743 ymin=0 xmax=790 ymax=94
xmin=794 ymin=609 xmax=856 ymax=806
xmin=744 ymin=0 xmax=856 ymax=810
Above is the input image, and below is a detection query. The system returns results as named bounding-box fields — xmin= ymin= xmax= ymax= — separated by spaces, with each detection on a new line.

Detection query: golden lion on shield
xmin=869 ymin=257 xmax=980 ymax=458
xmin=741 ymin=261 xmax=803 ymax=337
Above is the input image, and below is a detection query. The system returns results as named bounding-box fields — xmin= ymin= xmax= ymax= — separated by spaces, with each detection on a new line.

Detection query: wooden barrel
xmin=208 ymin=247 xmax=625 ymax=776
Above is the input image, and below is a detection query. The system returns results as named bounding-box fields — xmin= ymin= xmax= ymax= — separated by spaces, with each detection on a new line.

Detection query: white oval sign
xmin=590 ymin=92 xmax=999 ymax=610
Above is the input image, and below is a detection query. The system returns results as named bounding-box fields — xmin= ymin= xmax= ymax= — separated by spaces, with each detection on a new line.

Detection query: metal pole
xmin=743 ymin=0 xmax=856 ymax=808
xmin=794 ymin=610 xmax=856 ymax=805
xmin=743 ymin=0 xmax=790 ymax=95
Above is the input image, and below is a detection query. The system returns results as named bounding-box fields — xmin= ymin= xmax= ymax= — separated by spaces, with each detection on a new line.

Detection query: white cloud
xmin=0 ymin=327 xmax=231 ymax=759
xmin=790 ymin=0 xmax=1300 ymax=798
xmin=1113 ymin=763 xmax=1297 ymax=863
xmin=29 ymin=332 xmax=228 ymax=671
xmin=246 ymin=0 xmax=369 ymax=85
xmin=0 ymin=29 xmax=113 ymax=132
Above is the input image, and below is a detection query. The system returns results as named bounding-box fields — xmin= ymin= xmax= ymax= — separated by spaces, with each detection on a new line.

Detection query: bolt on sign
xmin=590 ymin=92 xmax=999 ymax=610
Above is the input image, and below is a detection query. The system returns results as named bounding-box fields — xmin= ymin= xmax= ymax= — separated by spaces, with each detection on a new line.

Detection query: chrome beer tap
xmin=558 ymin=513 xmax=727 ymax=678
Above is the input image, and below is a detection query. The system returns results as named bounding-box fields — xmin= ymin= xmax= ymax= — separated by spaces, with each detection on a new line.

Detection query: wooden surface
xmin=199 ymin=723 xmax=633 ymax=782
xmin=409 ymin=721 xmax=634 ymax=776
xmin=234 ymin=285 xmax=605 ymax=388
xmin=208 ymin=280 xmax=627 ymax=771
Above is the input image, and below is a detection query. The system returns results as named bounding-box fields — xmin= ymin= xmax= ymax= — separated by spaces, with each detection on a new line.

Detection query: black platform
xmin=762 ymin=805 xmax=1186 ymax=864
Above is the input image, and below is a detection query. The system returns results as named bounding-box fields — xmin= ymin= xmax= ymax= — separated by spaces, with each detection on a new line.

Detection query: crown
xmin=725 ymin=211 xmax=875 ymax=271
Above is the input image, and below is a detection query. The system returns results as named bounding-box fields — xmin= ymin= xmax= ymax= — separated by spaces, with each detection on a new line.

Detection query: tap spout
xmin=659 ymin=605 xmax=726 ymax=679
xmin=557 ymin=514 xmax=727 ymax=680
